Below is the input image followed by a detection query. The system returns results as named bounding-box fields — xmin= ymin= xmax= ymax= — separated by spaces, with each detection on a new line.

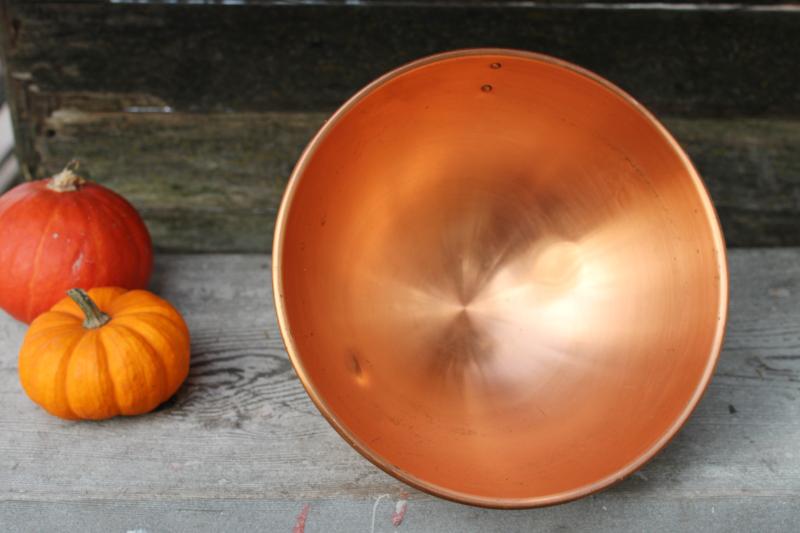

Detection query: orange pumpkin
xmin=18 ymin=287 xmax=190 ymax=420
xmin=0 ymin=161 xmax=153 ymax=323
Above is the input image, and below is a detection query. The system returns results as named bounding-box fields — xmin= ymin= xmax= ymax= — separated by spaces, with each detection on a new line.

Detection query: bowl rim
xmin=272 ymin=48 xmax=729 ymax=509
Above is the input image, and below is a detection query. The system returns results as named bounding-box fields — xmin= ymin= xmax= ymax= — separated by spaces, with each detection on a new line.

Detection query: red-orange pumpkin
xmin=0 ymin=162 xmax=152 ymax=323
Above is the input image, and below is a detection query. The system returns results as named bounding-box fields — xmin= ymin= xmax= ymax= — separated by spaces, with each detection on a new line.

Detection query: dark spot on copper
xmin=349 ymin=351 xmax=363 ymax=376
xmin=481 ymin=84 xmax=493 ymax=93
xmin=490 ymin=62 xmax=502 ymax=69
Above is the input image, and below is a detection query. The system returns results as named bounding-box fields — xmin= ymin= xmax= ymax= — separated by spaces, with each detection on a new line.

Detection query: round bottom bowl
xmin=273 ymin=49 xmax=727 ymax=507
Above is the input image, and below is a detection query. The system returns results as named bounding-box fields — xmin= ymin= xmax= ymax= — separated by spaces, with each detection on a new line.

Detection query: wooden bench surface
xmin=0 ymin=249 xmax=798 ymax=531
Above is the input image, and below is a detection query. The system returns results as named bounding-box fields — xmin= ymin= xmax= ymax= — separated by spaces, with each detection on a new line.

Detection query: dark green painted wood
xmin=35 ymin=110 xmax=800 ymax=251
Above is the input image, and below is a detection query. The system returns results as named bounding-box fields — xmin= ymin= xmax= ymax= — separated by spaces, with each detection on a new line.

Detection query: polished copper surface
xmin=273 ymin=49 xmax=728 ymax=508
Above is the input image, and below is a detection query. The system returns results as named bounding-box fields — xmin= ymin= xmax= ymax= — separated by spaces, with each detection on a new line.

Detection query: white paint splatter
xmin=124 ymin=105 xmax=174 ymax=113
xmin=392 ymin=497 xmax=408 ymax=526
xmin=371 ymin=494 xmax=390 ymax=533
xmin=371 ymin=493 xmax=409 ymax=530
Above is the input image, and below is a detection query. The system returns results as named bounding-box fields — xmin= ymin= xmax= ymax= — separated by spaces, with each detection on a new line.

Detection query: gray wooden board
xmin=0 ymin=250 xmax=799 ymax=531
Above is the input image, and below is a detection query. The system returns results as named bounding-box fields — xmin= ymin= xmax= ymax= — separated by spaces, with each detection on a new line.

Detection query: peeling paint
xmin=392 ymin=496 xmax=408 ymax=527
xmin=293 ymin=503 xmax=310 ymax=533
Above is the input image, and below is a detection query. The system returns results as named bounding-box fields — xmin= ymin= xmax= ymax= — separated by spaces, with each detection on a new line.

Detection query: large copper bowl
xmin=273 ymin=49 xmax=727 ymax=507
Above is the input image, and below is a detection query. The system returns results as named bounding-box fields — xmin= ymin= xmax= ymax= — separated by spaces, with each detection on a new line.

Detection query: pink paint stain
xmin=392 ymin=493 xmax=409 ymax=527
xmin=293 ymin=503 xmax=310 ymax=533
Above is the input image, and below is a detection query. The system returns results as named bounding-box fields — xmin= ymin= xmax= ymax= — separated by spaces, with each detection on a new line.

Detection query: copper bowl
xmin=273 ymin=49 xmax=728 ymax=508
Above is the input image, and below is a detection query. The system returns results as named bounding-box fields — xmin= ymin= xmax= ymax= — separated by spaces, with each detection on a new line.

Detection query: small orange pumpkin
xmin=18 ymin=287 xmax=190 ymax=420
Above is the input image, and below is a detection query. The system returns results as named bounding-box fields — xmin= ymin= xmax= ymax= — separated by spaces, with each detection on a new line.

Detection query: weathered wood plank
xmin=671 ymin=118 xmax=800 ymax=247
xmin=18 ymin=1 xmax=791 ymax=5
xmin=37 ymin=110 xmax=326 ymax=252
xmin=2 ymin=2 xmax=798 ymax=250
xmin=0 ymin=249 xmax=798 ymax=531
xmin=34 ymin=110 xmax=800 ymax=251
xmin=0 ymin=497 xmax=797 ymax=533
xmin=2 ymin=2 xmax=796 ymax=117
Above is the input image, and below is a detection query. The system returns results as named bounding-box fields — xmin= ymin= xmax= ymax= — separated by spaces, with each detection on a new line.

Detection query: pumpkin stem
xmin=67 ymin=288 xmax=111 ymax=329
xmin=47 ymin=160 xmax=87 ymax=192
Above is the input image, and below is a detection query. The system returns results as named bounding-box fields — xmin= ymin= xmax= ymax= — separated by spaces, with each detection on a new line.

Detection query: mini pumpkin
xmin=0 ymin=161 xmax=152 ymax=323
xmin=18 ymin=287 xmax=190 ymax=420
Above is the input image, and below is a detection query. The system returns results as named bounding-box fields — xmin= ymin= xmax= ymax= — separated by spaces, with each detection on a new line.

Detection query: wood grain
xmin=0 ymin=497 xmax=797 ymax=533
xmin=33 ymin=110 xmax=800 ymax=251
xmin=38 ymin=110 xmax=326 ymax=252
xmin=1 ymin=1 xmax=798 ymax=250
xmin=0 ymin=250 xmax=798 ymax=531
xmin=4 ymin=2 xmax=797 ymax=116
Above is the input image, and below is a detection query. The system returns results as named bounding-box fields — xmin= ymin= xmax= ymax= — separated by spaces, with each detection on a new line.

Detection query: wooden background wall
xmin=0 ymin=0 xmax=797 ymax=251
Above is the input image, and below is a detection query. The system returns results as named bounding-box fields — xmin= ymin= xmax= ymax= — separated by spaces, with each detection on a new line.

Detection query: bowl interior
xmin=274 ymin=50 xmax=726 ymax=506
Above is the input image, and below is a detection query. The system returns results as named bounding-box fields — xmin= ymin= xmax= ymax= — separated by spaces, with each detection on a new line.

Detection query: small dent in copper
xmin=481 ymin=84 xmax=493 ymax=92
xmin=349 ymin=351 xmax=363 ymax=377
xmin=490 ymin=62 xmax=502 ymax=69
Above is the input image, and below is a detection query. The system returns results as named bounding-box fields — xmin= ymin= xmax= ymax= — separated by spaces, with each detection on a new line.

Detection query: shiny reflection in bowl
xmin=273 ymin=49 xmax=727 ymax=507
